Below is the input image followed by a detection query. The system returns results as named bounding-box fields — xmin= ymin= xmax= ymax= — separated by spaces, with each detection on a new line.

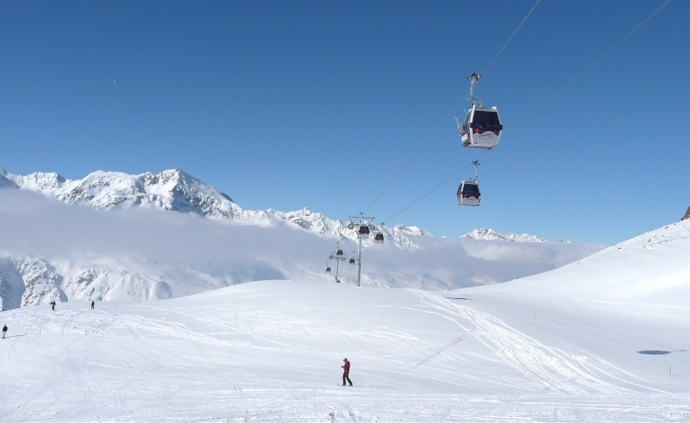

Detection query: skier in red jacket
xmin=341 ymin=358 xmax=352 ymax=386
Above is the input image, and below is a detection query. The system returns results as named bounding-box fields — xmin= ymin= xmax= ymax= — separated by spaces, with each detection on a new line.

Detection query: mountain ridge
xmin=1 ymin=168 xmax=547 ymax=245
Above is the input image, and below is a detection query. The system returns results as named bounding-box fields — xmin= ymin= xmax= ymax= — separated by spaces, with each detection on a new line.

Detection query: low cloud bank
xmin=0 ymin=189 xmax=605 ymax=299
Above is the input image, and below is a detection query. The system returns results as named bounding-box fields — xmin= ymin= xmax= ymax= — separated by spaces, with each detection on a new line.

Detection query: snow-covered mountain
xmin=0 ymin=169 xmax=605 ymax=311
xmin=0 ymin=168 xmax=541 ymax=247
xmin=461 ymin=228 xmax=548 ymax=242
xmin=1 ymin=168 xmax=242 ymax=218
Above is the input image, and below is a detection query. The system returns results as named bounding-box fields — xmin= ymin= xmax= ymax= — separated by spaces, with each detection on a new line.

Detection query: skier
xmin=2 ymin=324 xmax=7 ymax=339
xmin=50 ymin=301 xmax=56 ymax=311
xmin=341 ymin=358 xmax=353 ymax=386
xmin=91 ymin=300 xmax=95 ymax=310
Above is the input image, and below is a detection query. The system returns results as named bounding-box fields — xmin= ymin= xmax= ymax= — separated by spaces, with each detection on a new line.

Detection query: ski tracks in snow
xmin=411 ymin=290 xmax=639 ymax=395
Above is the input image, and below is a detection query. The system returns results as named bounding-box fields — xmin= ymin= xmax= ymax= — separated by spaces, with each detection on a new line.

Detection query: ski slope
xmin=0 ymin=221 xmax=688 ymax=422
xmin=0 ymin=282 xmax=687 ymax=422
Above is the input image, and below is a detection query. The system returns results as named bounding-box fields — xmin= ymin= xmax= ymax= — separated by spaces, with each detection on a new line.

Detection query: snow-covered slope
xmin=467 ymin=219 xmax=690 ymax=306
xmin=0 ymin=238 xmax=687 ymax=421
xmin=0 ymin=177 xmax=685 ymax=420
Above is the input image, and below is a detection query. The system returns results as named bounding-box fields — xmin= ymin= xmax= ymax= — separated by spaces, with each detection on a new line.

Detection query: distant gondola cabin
xmin=457 ymin=181 xmax=481 ymax=206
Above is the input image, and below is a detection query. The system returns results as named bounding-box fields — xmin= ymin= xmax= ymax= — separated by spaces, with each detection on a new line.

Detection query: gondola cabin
xmin=457 ymin=180 xmax=481 ymax=206
xmin=349 ymin=258 xmax=355 ymax=264
xmin=326 ymin=266 xmax=331 ymax=272
xmin=358 ymin=225 xmax=370 ymax=239
xmin=336 ymin=249 xmax=344 ymax=256
xmin=459 ymin=105 xmax=502 ymax=149
xmin=374 ymin=232 xmax=384 ymax=244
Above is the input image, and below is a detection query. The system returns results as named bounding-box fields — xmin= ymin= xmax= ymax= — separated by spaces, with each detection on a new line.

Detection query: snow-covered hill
xmin=468 ymin=219 xmax=690 ymax=306
xmin=0 ymin=221 xmax=686 ymax=421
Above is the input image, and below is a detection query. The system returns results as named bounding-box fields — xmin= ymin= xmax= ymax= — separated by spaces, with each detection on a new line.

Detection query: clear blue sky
xmin=1 ymin=0 xmax=687 ymax=244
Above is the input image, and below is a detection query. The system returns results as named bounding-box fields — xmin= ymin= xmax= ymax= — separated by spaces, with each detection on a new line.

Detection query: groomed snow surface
xmin=1 ymin=221 xmax=688 ymax=422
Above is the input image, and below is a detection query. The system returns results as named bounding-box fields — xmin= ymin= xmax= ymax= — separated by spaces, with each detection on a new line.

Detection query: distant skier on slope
xmin=50 ymin=301 xmax=56 ymax=311
xmin=91 ymin=300 xmax=95 ymax=310
xmin=2 ymin=324 xmax=7 ymax=339
xmin=341 ymin=358 xmax=353 ymax=386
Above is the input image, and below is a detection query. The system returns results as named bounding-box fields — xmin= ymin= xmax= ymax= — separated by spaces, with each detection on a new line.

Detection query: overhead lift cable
xmin=381 ymin=149 xmax=493 ymax=224
xmin=381 ymin=0 xmax=673 ymax=224
xmin=509 ymin=0 xmax=674 ymax=135
xmin=480 ymin=0 xmax=542 ymax=77
xmin=361 ymin=95 xmax=467 ymax=216
xmin=361 ymin=0 xmax=542 ymax=216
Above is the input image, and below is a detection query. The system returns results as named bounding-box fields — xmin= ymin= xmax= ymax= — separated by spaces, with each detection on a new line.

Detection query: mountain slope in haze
xmin=0 ymin=169 xmax=605 ymax=311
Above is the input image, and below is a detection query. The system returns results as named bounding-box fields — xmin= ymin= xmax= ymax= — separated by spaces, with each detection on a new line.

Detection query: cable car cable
xmin=508 ymin=0 xmax=673 ymax=137
xmin=379 ymin=0 xmax=673 ymax=224
xmin=480 ymin=0 xmax=542 ymax=78
xmin=361 ymin=95 xmax=467 ymax=215
xmin=380 ymin=150 xmax=491 ymax=224
xmin=361 ymin=0 xmax=542 ymax=216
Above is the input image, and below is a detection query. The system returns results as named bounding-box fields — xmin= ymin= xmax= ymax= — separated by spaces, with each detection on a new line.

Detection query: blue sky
xmin=1 ymin=0 xmax=687 ymax=244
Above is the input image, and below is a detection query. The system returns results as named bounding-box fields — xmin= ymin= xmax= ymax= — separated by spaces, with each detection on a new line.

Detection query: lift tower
xmin=347 ymin=214 xmax=376 ymax=287
xmin=328 ymin=242 xmax=347 ymax=283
